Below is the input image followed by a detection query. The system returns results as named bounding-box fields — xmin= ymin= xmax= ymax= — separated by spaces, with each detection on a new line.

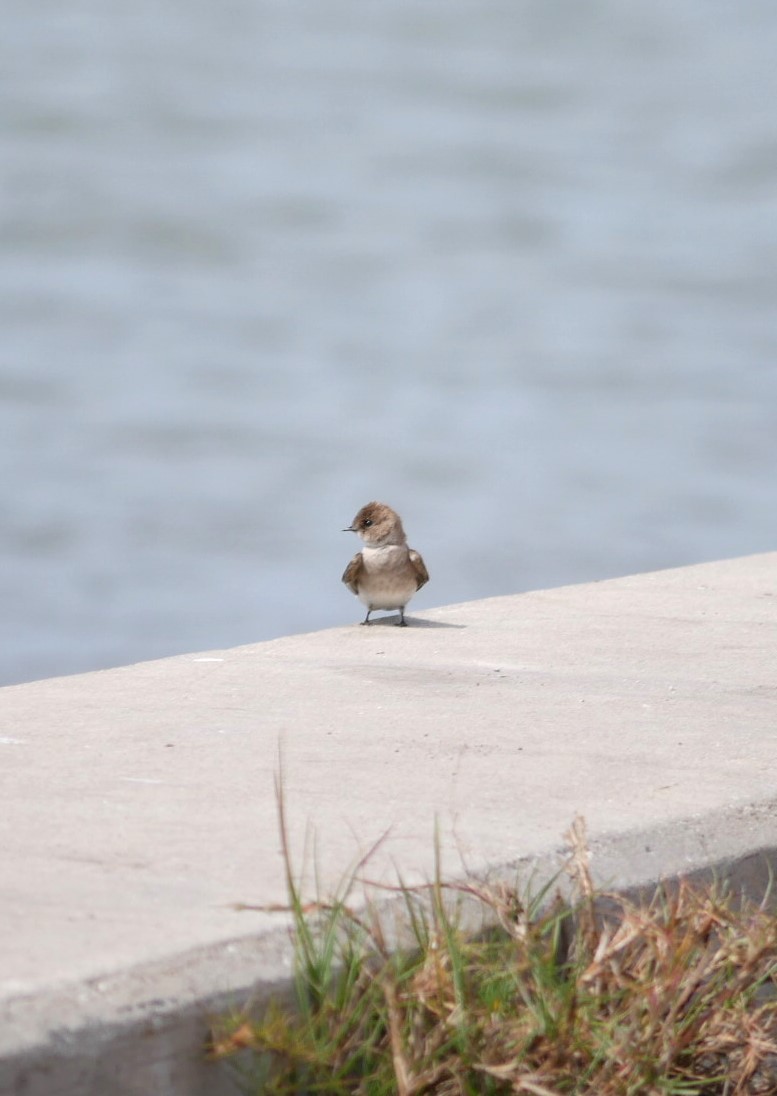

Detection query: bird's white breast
xmin=357 ymin=545 xmax=417 ymax=609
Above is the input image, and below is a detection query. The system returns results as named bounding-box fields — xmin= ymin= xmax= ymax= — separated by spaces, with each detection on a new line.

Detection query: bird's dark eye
xmin=362 ymin=518 xmax=373 ymax=527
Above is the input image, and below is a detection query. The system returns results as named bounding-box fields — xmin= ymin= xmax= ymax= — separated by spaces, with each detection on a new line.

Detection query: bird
xmin=342 ymin=501 xmax=429 ymax=626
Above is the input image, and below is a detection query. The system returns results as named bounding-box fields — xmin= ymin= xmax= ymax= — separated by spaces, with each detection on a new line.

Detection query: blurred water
xmin=2 ymin=0 xmax=776 ymax=686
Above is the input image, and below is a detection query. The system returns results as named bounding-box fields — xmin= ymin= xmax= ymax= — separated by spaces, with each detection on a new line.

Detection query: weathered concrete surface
xmin=1 ymin=552 xmax=777 ymax=1094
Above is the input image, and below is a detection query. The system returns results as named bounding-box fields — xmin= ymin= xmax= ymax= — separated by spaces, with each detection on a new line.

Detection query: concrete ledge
xmin=2 ymin=552 xmax=777 ymax=1094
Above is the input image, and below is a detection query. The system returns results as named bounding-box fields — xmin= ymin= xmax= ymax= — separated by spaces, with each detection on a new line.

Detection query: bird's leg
xmin=361 ymin=608 xmax=373 ymax=626
xmin=395 ymin=607 xmax=407 ymax=627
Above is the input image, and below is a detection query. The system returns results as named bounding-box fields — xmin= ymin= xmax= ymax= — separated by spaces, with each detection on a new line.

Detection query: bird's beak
xmin=342 ymin=526 xmax=355 ymax=533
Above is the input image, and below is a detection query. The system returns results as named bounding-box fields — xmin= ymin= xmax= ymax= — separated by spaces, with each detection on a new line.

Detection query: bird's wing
xmin=342 ymin=553 xmax=365 ymax=594
xmin=408 ymin=549 xmax=429 ymax=590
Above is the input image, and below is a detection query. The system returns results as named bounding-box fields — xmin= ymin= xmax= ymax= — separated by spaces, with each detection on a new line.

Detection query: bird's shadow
xmin=363 ymin=615 xmax=465 ymax=630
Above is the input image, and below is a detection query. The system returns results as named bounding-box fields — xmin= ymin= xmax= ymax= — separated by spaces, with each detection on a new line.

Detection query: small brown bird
xmin=342 ymin=501 xmax=429 ymax=626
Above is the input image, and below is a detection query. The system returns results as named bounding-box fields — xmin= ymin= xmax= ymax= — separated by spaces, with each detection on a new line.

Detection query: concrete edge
xmin=4 ymin=795 xmax=777 ymax=1095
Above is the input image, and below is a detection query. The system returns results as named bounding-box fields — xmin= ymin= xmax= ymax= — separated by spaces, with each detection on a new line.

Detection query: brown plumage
xmin=342 ymin=501 xmax=429 ymax=626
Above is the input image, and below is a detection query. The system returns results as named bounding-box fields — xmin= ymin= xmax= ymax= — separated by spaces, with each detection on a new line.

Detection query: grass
xmin=210 ymin=807 xmax=777 ymax=1095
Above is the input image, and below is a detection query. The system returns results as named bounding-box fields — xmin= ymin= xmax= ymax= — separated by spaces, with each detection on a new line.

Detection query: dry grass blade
xmin=514 ymin=1079 xmax=565 ymax=1096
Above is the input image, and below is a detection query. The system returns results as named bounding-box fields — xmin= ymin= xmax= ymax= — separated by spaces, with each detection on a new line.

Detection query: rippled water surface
xmin=2 ymin=1 xmax=776 ymax=685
